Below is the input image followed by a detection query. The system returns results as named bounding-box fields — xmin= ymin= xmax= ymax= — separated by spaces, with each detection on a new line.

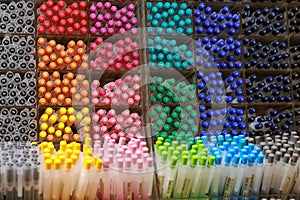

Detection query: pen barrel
xmin=261 ymin=165 xmax=273 ymax=195
xmin=74 ymin=170 xmax=89 ymax=200
xmin=51 ymin=171 xmax=61 ymax=200
xmin=61 ymin=170 xmax=71 ymax=200
xmin=43 ymin=171 xmax=52 ymax=200
xmin=87 ymin=172 xmax=102 ymax=200
xmin=24 ymin=188 xmax=32 ymax=200
xmin=33 ymin=182 xmax=39 ymax=200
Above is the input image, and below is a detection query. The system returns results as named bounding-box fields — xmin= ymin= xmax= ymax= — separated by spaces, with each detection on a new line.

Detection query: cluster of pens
xmin=37 ymin=38 xmax=88 ymax=71
xmin=89 ymin=2 xmax=138 ymax=36
xmin=196 ymin=36 xmax=243 ymax=70
xmin=150 ymin=76 xmax=196 ymax=104
xmin=0 ymin=108 xmax=37 ymax=142
xmin=242 ymin=4 xmax=287 ymax=36
xmin=288 ymin=7 xmax=300 ymax=34
xmin=92 ymin=74 xmax=141 ymax=106
xmin=37 ymin=0 xmax=88 ymax=34
xmin=291 ymin=42 xmax=300 ymax=69
xmin=148 ymin=36 xmax=194 ymax=69
xmin=195 ymin=3 xmax=240 ymax=35
xmin=154 ymin=133 xmax=300 ymax=199
xmin=198 ymin=71 xmax=244 ymax=104
xmin=38 ymin=71 xmax=90 ymax=106
xmin=90 ymin=37 xmax=140 ymax=71
xmin=39 ymin=107 xmax=91 ymax=142
xmin=244 ymin=38 xmax=289 ymax=69
xmin=93 ymin=136 xmax=154 ymax=200
xmin=0 ymin=0 xmax=34 ymax=34
xmin=39 ymin=139 xmax=102 ymax=200
xmin=151 ymin=105 xmax=199 ymax=142
xmin=92 ymin=109 xmax=143 ymax=141
xmin=146 ymin=2 xmax=193 ymax=35
xmin=0 ymin=71 xmax=36 ymax=106
xmin=246 ymin=73 xmax=292 ymax=103
xmin=292 ymin=72 xmax=300 ymax=101
xmin=248 ymin=107 xmax=294 ymax=136
xmin=0 ymin=36 xmax=35 ymax=70
xmin=199 ymin=105 xmax=247 ymax=136
xmin=0 ymin=142 xmax=40 ymax=200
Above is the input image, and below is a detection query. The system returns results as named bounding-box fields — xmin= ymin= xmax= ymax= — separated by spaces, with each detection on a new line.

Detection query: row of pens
xmin=1 ymin=133 xmax=300 ymax=200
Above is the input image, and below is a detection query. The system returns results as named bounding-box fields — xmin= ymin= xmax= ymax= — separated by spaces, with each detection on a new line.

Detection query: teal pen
xmin=223 ymin=154 xmax=239 ymax=198
xmin=252 ymin=154 xmax=265 ymax=197
xmin=211 ymin=155 xmax=222 ymax=199
xmin=232 ymin=155 xmax=248 ymax=198
xmin=218 ymin=154 xmax=232 ymax=196
xmin=241 ymin=154 xmax=255 ymax=198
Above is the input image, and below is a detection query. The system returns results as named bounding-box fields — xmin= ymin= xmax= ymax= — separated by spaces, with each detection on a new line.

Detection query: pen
xmin=261 ymin=153 xmax=274 ymax=195
xmin=43 ymin=159 xmax=52 ymax=200
xmin=162 ymin=156 xmax=178 ymax=198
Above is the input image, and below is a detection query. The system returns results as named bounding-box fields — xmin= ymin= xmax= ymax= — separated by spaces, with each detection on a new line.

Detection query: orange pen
xmin=48 ymin=40 xmax=56 ymax=47
xmin=49 ymin=62 xmax=57 ymax=70
xmin=38 ymin=79 xmax=46 ymax=87
xmin=44 ymin=92 xmax=52 ymax=100
xmin=39 ymin=87 xmax=47 ymax=95
xmin=65 ymin=72 xmax=74 ymax=80
xmin=62 ymin=78 xmax=70 ymax=87
xmin=69 ymin=62 xmax=77 ymax=70
xmin=41 ymin=72 xmax=50 ymax=80
xmin=54 ymin=79 xmax=61 ymax=87
xmin=39 ymin=98 xmax=47 ymax=106
xmin=68 ymin=40 xmax=76 ymax=49
xmin=64 ymin=98 xmax=72 ymax=106
xmin=45 ymin=46 xmax=53 ymax=55
xmin=76 ymin=40 xmax=85 ymax=48
xmin=38 ymin=38 xmax=46 ymax=47
xmin=45 ymin=81 xmax=53 ymax=90
xmin=38 ymin=62 xmax=47 ymax=70
xmin=52 ymin=71 xmax=60 ymax=79
xmin=38 ymin=49 xmax=46 ymax=57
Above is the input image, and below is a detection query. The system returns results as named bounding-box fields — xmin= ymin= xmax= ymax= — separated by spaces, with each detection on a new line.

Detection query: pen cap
xmin=199 ymin=156 xmax=207 ymax=166
xmin=233 ymin=155 xmax=240 ymax=167
xmin=181 ymin=155 xmax=188 ymax=166
xmin=257 ymin=154 xmax=264 ymax=164
xmin=225 ymin=154 xmax=232 ymax=165
xmin=275 ymin=151 xmax=282 ymax=162
xmin=65 ymin=159 xmax=72 ymax=169
xmin=267 ymin=153 xmax=275 ymax=164
xmin=84 ymin=159 xmax=93 ymax=170
xmin=190 ymin=155 xmax=198 ymax=167
xmin=161 ymin=151 xmax=168 ymax=162
xmin=44 ymin=159 xmax=52 ymax=170
xmin=215 ymin=155 xmax=222 ymax=165
xmin=283 ymin=154 xmax=291 ymax=164
xmin=248 ymin=154 xmax=255 ymax=166
xmin=241 ymin=155 xmax=248 ymax=165
xmin=288 ymin=148 xmax=294 ymax=156
xmin=170 ymin=156 xmax=178 ymax=169
xmin=291 ymin=154 xmax=299 ymax=165
xmin=54 ymin=159 xmax=61 ymax=170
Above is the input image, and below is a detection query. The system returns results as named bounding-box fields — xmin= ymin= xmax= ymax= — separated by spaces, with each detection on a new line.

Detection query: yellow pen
xmin=52 ymin=159 xmax=62 ymax=200
xmin=86 ymin=158 xmax=103 ymax=200
xmin=61 ymin=159 xmax=73 ymax=200
xmin=74 ymin=159 xmax=93 ymax=200
xmin=43 ymin=159 xmax=52 ymax=200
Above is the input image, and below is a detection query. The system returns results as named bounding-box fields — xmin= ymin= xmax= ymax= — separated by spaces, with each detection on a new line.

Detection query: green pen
xmin=163 ymin=156 xmax=179 ymax=199
xmin=181 ymin=155 xmax=198 ymax=198
xmin=191 ymin=155 xmax=207 ymax=197
xmin=158 ymin=151 xmax=169 ymax=197
xmin=199 ymin=156 xmax=216 ymax=198
xmin=173 ymin=155 xmax=189 ymax=198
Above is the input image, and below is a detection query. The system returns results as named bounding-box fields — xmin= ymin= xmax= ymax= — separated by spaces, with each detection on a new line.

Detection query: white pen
xmin=261 ymin=153 xmax=275 ymax=195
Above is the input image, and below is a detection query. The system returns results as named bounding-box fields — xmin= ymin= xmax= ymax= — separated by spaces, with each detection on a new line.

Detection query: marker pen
xmin=86 ymin=159 xmax=102 ymax=200
xmin=43 ymin=159 xmax=52 ymax=200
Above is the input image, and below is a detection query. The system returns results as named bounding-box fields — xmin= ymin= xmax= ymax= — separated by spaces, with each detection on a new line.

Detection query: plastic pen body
xmin=261 ymin=154 xmax=274 ymax=195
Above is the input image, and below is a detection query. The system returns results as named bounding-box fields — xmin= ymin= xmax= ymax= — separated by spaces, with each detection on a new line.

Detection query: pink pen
xmin=104 ymin=2 xmax=111 ymax=10
xmin=128 ymin=98 xmax=135 ymax=105
xmin=97 ymin=109 xmax=107 ymax=117
xmin=118 ymin=131 xmax=126 ymax=138
xmin=114 ymin=12 xmax=122 ymax=20
xmin=94 ymin=22 xmax=102 ymax=29
xmin=93 ymin=133 xmax=100 ymax=140
xmin=97 ymin=14 xmax=104 ymax=22
xmin=108 ymin=28 xmax=115 ymax=35
xmin=131 ymin=28 xmax=138 ymax=35
xmin=131 ymin=42 xmax=139 ymax=49
xmin=118 ymin=137 xmax=126 ymax=147
xmin=114 ymin=63 xmax=122 ymax=70
xmin=110 ymin=6 xmax=117 ymax=13
xmin=100 ymin=116 xmax=108 ymax=124
xmin=95 ymin=37 xmax=103 ymax=45
xmin=128 ymin=4 xmax=135 ymax=11
xmin=134 ymin=95 xmax=141 ymax=102
xmin=95 ymin=2 xmax=103 ymax=10
xmin=122 ymin=145 xmax=128 ymax=151
xmin=118 ymin=28 xmax=126 ymax=34
xmin=108 ymin=109 xmax=116 ymax=117
xmin=140 ymin=142 xmax=147 ymax=149
xmin=90 ymin=27 xmax=97 ymax=34
xmin=111 ymin=133 xmax=118 ymax=140
xmin=91 ymin=61 xmax=98 ymax=69
xmin=89 ymin=5 xmax=97 ymax=13
xmin=102 ymin=98 xmax=110 ymax=105
xmin=90 ymin=13 xmax=97 ymax=20
xmin=130 ymin=17 xmax=138 ymax=26
xmin=100 ymin=126 xmax=108 ymax=133
xmin=100 ymin=27 xmax=107 ymax=35
xmin=134 ymin=120 xmax=142 ymax=127
xmin=93 ymin=125 xmax=100 ymax=133
xmin=116 ymin=158 xmax=124 ymax=200
xmin=107 ymin=20 xmax=115 ymax=28
xmin=101 ymin=63 xmax=109 ymax=70
xmin=120 ymin=7 xmax=128 ymax=15
xmin=128 ymin=90 xmax=135 ymax=98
